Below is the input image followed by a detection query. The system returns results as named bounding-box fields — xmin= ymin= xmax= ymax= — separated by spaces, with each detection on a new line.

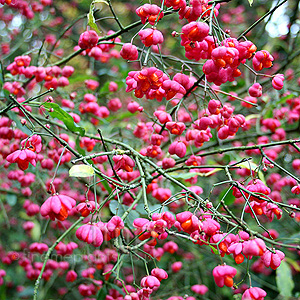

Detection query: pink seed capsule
xmin=78 ymin=30 xmax=98 ymax=49
xmin=272 ymin=74 xmax=284 ymax=90
xmin=248 ymin=82 xmax=262 ymax=97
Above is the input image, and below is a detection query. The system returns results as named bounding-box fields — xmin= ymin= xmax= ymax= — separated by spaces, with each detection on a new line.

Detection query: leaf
xmin=106 ymin=111 xmax=135 ymax=122
xmin=136 ymin=203 xmax=170 ymax=215
xmin=125 ymin=210 xmax=139 ymax=229
xmin=94 ymin=172 xmax=112 ymax=194
xmin=69 ymin=164 xmax=95 ymax=177
xmin=17 ymin=287 xmax=34 ymax=297
xmin=245 ymin=114 xmax=260 ymax=121
xmin=170 ymin=172 xmax=200 ymax=179
xmin=170 ymin=170 xmax=219 ymax=179
xmin=6 ymin=111 xmax=32 ymax=135
xmin=285 ymin=257 xmax=300 ymax=272
xmin=205 ymin=168 xmax=221 ymax=176
xmin=149 ymin=203 xmax=166 ymax=213
xmin=98 ymin=80 xmax=124 ymax=96
xmin=209 ymin=244 xmax=219 ymax=255
xmin=219 ymin=188 xmax=235 ymax=205
xmin=107 ymin=283 xmax=125 ymax=296
xmin=0 ymin=61 xmax=4 ymax=88
xmin=109 ymin=200 xmax=124 ymax=216
xmin=278 ymin=93 xmax=295 ymax=105
xmin=248 ymin=0 xmax=253 ymax=5
xmin=19 ymin=211 xmax=34 ymax=220
xmin=6 ymin=194 xmax=17 ymax=206
xmin=109 ymin=200 xmax=139 ymax=229
xmin=43 ymin=103 xmax=85 ymax=136
xmin=31 ymin=220 xmax=41 ymax=241
xmin=97 ymin=285 xmax=108 ymax=300
xmin=235 ymin=161 xmax=266 ymax=184
xmin=76 ymin=136 xmax=86 ymax=156
xmin=287 ymin=232 xmax=300 ymax=241
xmin=87 ymin=1 xmax=107 ymax=35
xmin=236 ymin=161 xmax=259 ymax=172
xmin=87 ymin=6 xmax=101 ymax=34
xmin=68 ymin=74 xmax=98 ymax=85
xmin=93 ymin=0 xmax=109 ymax=5
xmin=135 ymin=203 xmax=146 ymax=215
xmin=276 ymin=260 xmax=294 ymax=297
xmin=100 ymin=179 xmax=112 ymax=193
xmin=264 ymin=110 xmax=273 ymax=119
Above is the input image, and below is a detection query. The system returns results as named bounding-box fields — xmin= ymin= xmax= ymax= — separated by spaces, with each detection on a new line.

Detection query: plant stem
xmin=33 ymin=217 xmax=84 ymax=300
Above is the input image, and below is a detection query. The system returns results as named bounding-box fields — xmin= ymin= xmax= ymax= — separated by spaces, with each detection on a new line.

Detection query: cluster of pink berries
xmin=165 ymin=0 xmax=220 ymax=23
xmin=126 ymin=68 xmax=195 ymax=101
xmin=0 ymin=0 xmax=52 ymax=19
xmin=76 ymin=216 xmax=125 ymax=247
xmin=2 ymin=0 xmax=300 ymax=298
xmin=133 ymin=212 xmax=175 ymax=241
xmin=5 ymin=55 xmax=74 ymax=91
xmin=78 ymin=93 xmax=110 ymax=124
xmin=76 ymin=30 xmax=120 ymax=63
xmin=136 ymin=4 xmax=164 ymax=25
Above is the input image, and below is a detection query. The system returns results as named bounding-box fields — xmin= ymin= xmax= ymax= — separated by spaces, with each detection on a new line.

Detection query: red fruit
xmin=235 ymin=253 xmax=245 ymax=264
xmin=224 ymin=275 xmax=234 ymax=287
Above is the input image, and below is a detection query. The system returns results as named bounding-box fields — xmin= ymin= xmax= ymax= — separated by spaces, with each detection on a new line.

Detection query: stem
xmin=260 ymin=147 xmax=300 ymax=183
xmin=237 ymin=0 xmax=288 ymax=40
xmin=199 ymin=139 xmax=300 ymax=158
xmin=53 ymin=10 xmax=175 ymax=67
xmin=108 ymin=0 xmax=124 ymax=29
xmin=33 ymin=217 xmax=84 ymax=300
xmin=135 ymin=158 xmax=151 ymax=216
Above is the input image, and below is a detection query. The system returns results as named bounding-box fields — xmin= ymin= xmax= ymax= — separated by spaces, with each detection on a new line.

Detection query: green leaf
xmin=97 ymin=285 xmax=108 ymax=300
xmin=107 ymin=283 xmax=125 ymax=296
xmin=68 ymin=74 xmax=98 ymax=85
xmin=170 ymin=170 xmax=219 ymax=179
xmin=235 ymin=161 xmax=266 ymax=184
xmin=6 ymin=194 xmax=17 ymax=206
xmin=6 ymin=111 xmax=32 ymax=135
xmin=0 ymin=61 xmax=5 ymax=88
xmin=285 ymin=257 xmax=300 ymax=272
xmin=98 ymin=80 xmax=124 ymax=96
xmin=106 ymin=111 xmax=135 ymax=122
xmin=287 ymin=232 xmax=300 ymax=241
xmin=19 ymin=211 xmax=33 ymax=220
xmin=264 ymin=110 xmax=273 ymax=119
xmin=101 ymin=179 xmax=112 ymax=193
xmin=43 ymin=102 xmax=85 ymax=136
xmin=31 ymin=220 xmax=41 ymax=241
xmin=219 ymin=188 xmax=235 ymax=205
xmin=276 ymin=260 xmax=294 ymax=297
xmin=94 ymin=172 xmax=112 ymax=194
xmin=69 ymin=164 xmax=95 ymax=177
xmin=245 ymin=114 xmax=260 ymax=121
xmin=17 ymin=287 xmax=34 ymax=297
xmin=125 ymin=210 xmax=139 ymax=229
xmin=109 ymin=200 xmax=139 ymax=229
xmin=93 ymin=0 xmax=109 ymax=5
xmin=76 ymin=136 xmax=86 ymax=156
xmin=149 ymin=203 xmax=163 ymax=213
xmin=209 ymin=244 xmax=219 ymax=255
xmin=135 ymin=203 xmax=146 ymax=215
xmin=109 ymin=200 xmax=124 ymax=216
xmin=278 ymin=93 xmax=295 ymax=105
xmin=87 ymin=8 xmax=100 ymax=34
xmin=170 ymin=172 xmax=200 ymax=179
xmin=248 ymin=0 xmax=253 ymax=5
xmin=87 ymin=1 xmax=107 ymax=35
